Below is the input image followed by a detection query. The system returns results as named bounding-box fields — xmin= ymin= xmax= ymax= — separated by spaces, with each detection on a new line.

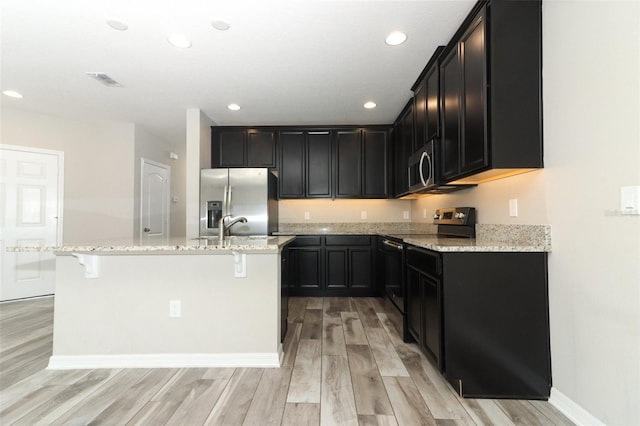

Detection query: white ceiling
xmin=0 ymin=0 xmax=475 ymax=143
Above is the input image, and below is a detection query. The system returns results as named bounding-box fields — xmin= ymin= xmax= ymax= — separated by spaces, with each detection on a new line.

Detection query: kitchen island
xmin=13 ymin=236 xmax=294 ymax=370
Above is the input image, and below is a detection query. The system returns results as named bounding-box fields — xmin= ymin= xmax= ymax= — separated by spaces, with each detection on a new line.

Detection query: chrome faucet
xmin=218 ymin=215 xmax=248 ymax=241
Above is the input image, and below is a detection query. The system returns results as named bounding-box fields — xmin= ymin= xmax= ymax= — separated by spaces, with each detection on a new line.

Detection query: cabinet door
xmin=363 ymin=129 xmax=388 ymax=198
xmin=335 ymin=130 xmax=362 ymax=198
xmin=460 ymin=12 xmax=488 ymax=174
xmin=281 ymin=247 xmax=290 ymax=342
xmin=326 ymin=248 xmax=348 ymax=289
xmin=290 ymin=248 xmax=322 ymax=289
xmin=247 ymin=130 xmax=277 ymax=168
xmin=213 ymin=129 xmax=246 ymax=167
xmin=440 ymin=47 xmax=461 ymax=180
xmin=306 ymin=131 xmax=332 ymax=198
xmin=394 ymin=102 xmax=414 ymax=197
xmin=425 ymin=64 xmax=441 ymax=141
xmin=279 ymin=132 xmax=305 ymax=198
xmin=406 ymin=267 xmax=422 ymax=343
xmin=414 ymin=78 xmax=427 ymax=150
xmin=423 ymin=275 xmax=441 ymax=368
xmin=350 ymin=248 xmax=372 ymax=289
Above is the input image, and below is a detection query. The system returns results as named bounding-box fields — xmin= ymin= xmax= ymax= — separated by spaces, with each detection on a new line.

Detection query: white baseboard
xmin=48 ymin=352 xmax=282 ymax=370
xmin=549 ymin=387 xmax=605 ymax=426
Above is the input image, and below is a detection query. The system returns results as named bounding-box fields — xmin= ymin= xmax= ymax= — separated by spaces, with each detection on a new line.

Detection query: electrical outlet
xmin=304 ymin=211 xmax=310 ymax=220
xmin=403 ymin=210 xmax=410 ymax=220
xmin=361 ymin=211 xmax=367 ymax=219
xmin=169 ymin=300 xmax=181 ymax=318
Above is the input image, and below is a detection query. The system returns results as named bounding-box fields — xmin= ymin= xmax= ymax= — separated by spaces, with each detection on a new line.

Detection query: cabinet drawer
xmin=325 ymin=235 xmax=371 ymax=246
xmin=292 ymin=236 xmax=322 ymax=247
xmin=406 ymin=245 xmax=441 ymax=277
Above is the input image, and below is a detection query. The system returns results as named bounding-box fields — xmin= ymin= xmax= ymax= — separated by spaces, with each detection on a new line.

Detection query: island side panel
xmin=51 ymin=252 xmax=280 ymax=367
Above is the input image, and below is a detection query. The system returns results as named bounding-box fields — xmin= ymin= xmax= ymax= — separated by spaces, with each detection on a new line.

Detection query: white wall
xmin=185 ymin=108 xmax=213 ymax=238
xmin=280 ymin=199 xmax=412 ymax=223
xmin=413 ymin=2 xmax=640 ymax=423
xmin=132 ymin=126 xmax=186 ymax=238
xmin=0 ymin=108 xmax=136 ymax=243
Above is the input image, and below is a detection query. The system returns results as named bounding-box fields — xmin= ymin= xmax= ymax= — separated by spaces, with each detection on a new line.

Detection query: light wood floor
xmin=0 ymin=296 xmax=573 ymax=425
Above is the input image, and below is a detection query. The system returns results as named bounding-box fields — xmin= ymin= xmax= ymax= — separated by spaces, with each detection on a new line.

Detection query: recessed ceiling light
xmin=385 ymin=31 xmax=407 ymax=46
xmin=364 ymin=101 xmax=377 ymax=109
xmin=211 ymin=20 xmax=231 ymax=31
xmin=2 ymin=90 xmax=23 ymax=99
xmin=227 ymin=103 xmax=241 ymax=111
xmin=167 ymin=34 xmax=192 ymax=49
xmin=106 ymin=18 xmax=128 ymax=31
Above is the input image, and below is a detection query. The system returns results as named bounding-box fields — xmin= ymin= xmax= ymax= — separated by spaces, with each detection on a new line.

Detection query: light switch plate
xmin=621 ymin=186 xmax=640 ymax=215
xmin=509 ymin=199 xmax=518 ymax=217
xmin=361 ymin=211 xmax=367 ymax=219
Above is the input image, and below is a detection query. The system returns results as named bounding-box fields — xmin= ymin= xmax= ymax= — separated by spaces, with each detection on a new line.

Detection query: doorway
xmin=0 ymin=145 xmax=63 ymax=301
xmin=140 ymin=158 xmax=170 ymax=243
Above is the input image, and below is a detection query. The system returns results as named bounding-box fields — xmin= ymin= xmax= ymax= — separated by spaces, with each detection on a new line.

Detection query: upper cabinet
xmin=335 ymin=128 xmax=388 ymax=199
xmin=392 ymin=100 xmax=415 ymax=197
xmin=439 ymin=0 xmax=543 ymax=184
xmin=412 ymin=46 xmax=445 ymax=150
xmin=212 ymin=128 xmax=277 ymax=168
xmin=279 ymin=130 xmax=332 ymax=199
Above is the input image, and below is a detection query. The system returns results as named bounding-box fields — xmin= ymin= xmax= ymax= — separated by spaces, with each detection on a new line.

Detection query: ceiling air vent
xmin=85 ymin=72 xmax=122 ymax=87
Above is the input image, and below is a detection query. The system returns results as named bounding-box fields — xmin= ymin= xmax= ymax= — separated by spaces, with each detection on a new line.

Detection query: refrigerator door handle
xmin=222 ymin=185 xmax=229 ymax=218
xmin=227 ymin=185 xmax=232 ymax=216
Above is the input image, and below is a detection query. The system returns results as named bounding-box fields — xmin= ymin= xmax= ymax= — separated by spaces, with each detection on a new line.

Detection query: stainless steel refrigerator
xmin=200 ymin=168 xmax=278 ymax=237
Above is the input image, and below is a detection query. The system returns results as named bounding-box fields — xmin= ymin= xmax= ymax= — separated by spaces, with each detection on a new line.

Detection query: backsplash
xmin=278 ymin=222 xmax=436 ymax=235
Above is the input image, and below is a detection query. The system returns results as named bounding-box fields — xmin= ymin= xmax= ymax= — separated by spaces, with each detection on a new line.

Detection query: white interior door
xmin=0 ymin=146 xmax=62 ymax=301
xmin=140 ymin=159 xmax=170 ymax=243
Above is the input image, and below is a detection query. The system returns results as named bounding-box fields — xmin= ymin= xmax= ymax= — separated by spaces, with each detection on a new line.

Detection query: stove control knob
xmin=455 ymin=212 xmax=466 ymax=219
xmin=432 ymin=214 xmax=440 ymax=219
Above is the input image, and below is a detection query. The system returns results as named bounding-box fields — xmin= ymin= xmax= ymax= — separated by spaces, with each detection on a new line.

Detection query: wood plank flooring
xmin=0 ymin=296 xmax=573 ymax=425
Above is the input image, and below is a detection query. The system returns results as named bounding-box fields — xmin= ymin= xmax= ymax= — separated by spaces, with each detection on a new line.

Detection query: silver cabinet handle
xmin=383 ymin=239 xmax=403 ymax=250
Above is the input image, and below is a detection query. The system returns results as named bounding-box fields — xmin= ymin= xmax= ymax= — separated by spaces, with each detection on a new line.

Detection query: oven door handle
xmin=383 ymin=239 xmax=404 ymax=250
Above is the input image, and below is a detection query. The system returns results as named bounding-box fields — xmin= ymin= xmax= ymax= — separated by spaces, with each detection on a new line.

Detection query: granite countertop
xmin=277 ymin=222 xmax=551 ymax=252
xmin=7 ymin=236 xmax=296 ymax=255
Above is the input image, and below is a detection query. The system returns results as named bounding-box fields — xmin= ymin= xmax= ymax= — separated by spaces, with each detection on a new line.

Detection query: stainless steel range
xmin=433 ymin=207 xmax=476 ymax=238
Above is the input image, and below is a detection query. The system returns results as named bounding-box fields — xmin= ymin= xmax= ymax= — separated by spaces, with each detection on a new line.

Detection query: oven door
xmin=408 ymin=142 xmax=435 ymax=193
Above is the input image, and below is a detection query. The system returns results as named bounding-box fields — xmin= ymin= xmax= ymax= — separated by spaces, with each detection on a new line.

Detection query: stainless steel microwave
xmin=407 ymin=141 xmax=476 ymax=195
xmin=408 ymin=141 xmax=435 ymax=192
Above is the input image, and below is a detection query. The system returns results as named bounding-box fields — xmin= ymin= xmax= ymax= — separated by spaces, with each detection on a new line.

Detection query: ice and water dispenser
xmin=206 ymin=201 xmax=223 ymax=229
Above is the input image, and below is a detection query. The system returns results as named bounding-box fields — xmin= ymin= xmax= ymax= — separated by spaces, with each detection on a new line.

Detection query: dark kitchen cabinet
xmin=335 ymin=130 xmax=361 ymax=198
xmin=212 ymin=128 xmax=277 ymax=168
xmin=288 ymin=236 xmax=323 ymax=292
xmin=412 ymin=46 xmax=445 ymax=150
xmin=280 ymin=244 xmax=291 ymax=343
xmin=442 ymin=251 xmax=551 ymax=399
xmin=289 ymin=235 xmax=376 ymax=297
xmin=325 ymin=236 xmax=373 ymax=289
xmin=279 ymin=130 xmax=332 ymax=199
xmin=335 ymin=129 xmax=388 ymax=198
xmin=439 ymin=0 xmax=543 ymax=184
xmin=392 ymin=100 xmax=415 ymax=197
xmin=405 ymin=246 xmax=443 ymax=370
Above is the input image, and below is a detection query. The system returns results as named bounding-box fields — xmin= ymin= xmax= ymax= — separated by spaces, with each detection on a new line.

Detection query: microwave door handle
xmin=426 ymin=153 xmax=433 ymax=183
xmin=419 ymin=151 xmax=428 ymax=186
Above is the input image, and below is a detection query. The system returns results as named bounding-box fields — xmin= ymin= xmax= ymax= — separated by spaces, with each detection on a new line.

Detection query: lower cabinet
xmin=288 ymin=235 xmax=377 ymax=297
xmin=280 ymin=244 xmax=291 ymax=343
xmin=405 ymin=245 xmax=551 ymax=399
xmin=405 ymin=246 xmax=443 ymax=371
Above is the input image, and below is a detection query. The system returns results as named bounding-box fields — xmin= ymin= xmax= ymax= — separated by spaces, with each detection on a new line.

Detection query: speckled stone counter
xmin=276 ymin=223 xmax=551 ymax=252
xmin=8 ymin=236 xmax=296 ymax=255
